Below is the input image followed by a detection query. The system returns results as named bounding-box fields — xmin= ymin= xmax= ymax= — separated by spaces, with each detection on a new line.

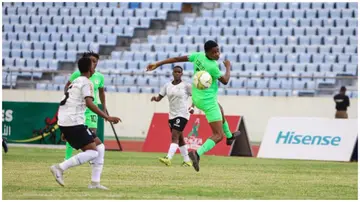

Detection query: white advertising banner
xmin=258 ymin=117 xmax=358 ymax=161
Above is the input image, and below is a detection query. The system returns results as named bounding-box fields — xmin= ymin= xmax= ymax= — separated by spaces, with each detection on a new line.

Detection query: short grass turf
xmin=2 ymin=147 xmax=358 ymax=200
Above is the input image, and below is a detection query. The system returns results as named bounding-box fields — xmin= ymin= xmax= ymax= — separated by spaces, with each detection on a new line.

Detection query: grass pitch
xmin=2 ymin=147 xmax=358 ymax=200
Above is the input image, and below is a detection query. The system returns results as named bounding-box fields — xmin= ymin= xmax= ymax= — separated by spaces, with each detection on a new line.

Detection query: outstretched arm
xmin=150 ymin=95 xmax=164 ymax=102
xmin=218 ymin=60 xmax=231 ymax=85
xmin=85 ymin=97 xmax=121 ymax=123
xmin=146 ymin=56 xmax=189 ymax=71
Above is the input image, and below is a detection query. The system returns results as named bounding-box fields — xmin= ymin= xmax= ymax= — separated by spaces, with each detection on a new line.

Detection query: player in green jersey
xmin=146 ymin=40 xmax=240 ymax=172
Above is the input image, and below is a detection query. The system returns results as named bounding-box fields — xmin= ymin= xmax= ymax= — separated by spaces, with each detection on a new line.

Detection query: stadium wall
xmin=3 ymin=90 xmax=358 ymax=142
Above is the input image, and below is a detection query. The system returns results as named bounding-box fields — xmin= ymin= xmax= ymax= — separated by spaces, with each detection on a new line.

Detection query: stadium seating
xmin=2 ymin=2 xmax=358 ymax=97
xmin=2 ymin=2 xmax=182 ymax=84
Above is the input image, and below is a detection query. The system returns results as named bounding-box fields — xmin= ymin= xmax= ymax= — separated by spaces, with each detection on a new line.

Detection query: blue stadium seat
xmin=19 ymin=15 xmax=31 ymax=25
xmin=55 ymin=51 xmax=66 ymax=60
xmin=65 ymin=42 xmax=76 ymax=51
xmin=50 ymin=33 xmax=61 ymax=42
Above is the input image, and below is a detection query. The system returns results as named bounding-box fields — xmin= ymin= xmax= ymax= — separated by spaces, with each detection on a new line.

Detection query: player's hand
xmin=150 ymin=96 xmax=158 ymax=102
xmin=61 ymin=133 xmax=66 ymax=142
xmin=103 ymin=107 xmax=108 ymax=122
xmin=146 ymin=63 xmax=159 ymax=71
xmin=107 ymin=116 xmax=121 ymax=124
xmin=223 ymin=60 xmax=231 ymax=69
xmin=188 ymin=107 xmax=195 ymax=114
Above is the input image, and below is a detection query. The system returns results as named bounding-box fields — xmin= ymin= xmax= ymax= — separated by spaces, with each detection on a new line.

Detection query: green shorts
xmin=85 ymin=109 xmax=98 ymax=129
xmin=193 ymin=98 xmax=222 ymax=123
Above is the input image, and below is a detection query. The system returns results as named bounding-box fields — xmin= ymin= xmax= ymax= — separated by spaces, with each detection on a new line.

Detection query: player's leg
xmin=85 ymin=113 xmax=108 ymax=190
xmin=159 ymin=118 xmax=180 ymax=166
xmin=88 ymin=131 xmax=108 ymax=190
xmin=51 ymin=125 xmax=99 ymax=186
xmin=178 ymin=133 xmax=191 ymax=167
xmin=64 ymin=142 xmax=73 ymax=160
xmin=188 ymin=101 xmax=224 ymax=172
xmin=64 ymin=112 xmax=97 ymax=160
xmin=218 ymin=103 xmax=241 ymax=145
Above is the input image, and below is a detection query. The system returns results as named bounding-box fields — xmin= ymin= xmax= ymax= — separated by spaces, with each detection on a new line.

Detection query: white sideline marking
xmin=8 ymin=143 xmax=65 ymax=149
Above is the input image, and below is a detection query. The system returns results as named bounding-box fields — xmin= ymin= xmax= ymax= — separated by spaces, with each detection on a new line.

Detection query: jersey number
xmin=60 ymin=85 xmax=72 ymax=106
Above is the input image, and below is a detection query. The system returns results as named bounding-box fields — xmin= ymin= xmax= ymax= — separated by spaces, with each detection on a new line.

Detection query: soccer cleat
xmin=226 ymin=131 xmax=241 ymax=146
xmin=188 ymin=151 xmax=200 ymax=172
xmin=50 ymin=165 xmax=64 ymax=187
xmin=88 ymin=183 xmax=109 ymax=190
xmin=181 ymin=161 xmax=192 ymax=167
xmin=159 ymin=157 xmax=172 ymax=166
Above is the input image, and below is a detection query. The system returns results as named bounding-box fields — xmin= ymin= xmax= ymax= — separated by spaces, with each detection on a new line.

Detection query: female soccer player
xmin=51 ymin=57 xmax=121 ymax=189
xmin=146 ymin=40 xmax=240 ymax=172
xmin=151 ymin=66 xmax=194 ymax=167
xmin=63 ymin=51 xmax=107 ymax=161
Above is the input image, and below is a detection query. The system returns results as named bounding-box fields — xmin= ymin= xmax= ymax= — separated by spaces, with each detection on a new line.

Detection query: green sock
xmin=223 ymin=121 xmax=232 ymax=139
xmin=197 ymin=139 xmax=216 ymax=156
xmin=65 ymin=142 xmax=73 ymax=160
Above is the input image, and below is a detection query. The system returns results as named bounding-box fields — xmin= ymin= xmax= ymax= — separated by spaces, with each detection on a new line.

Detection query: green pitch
xmin=2 ymin=147 xmax=357 ymax=200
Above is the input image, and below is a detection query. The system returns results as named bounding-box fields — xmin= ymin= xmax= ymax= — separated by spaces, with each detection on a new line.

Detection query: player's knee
xmin=171 ymin=130 xmax=181 ymax=143
xmin=212 ymin=132 xmax=224 ymax=143
xmin=87 ymin=150 xmax=99 ymax=160
xmin=178 ymin=135 xmax=185 ymax=146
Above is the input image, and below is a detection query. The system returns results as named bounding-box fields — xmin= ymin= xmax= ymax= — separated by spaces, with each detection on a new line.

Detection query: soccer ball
xmin=193 ymin=71 xmax=212 ymax=90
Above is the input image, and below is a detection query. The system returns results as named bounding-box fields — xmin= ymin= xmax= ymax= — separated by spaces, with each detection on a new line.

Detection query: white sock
xmin=179 ymin=145 xmax=190 ymax=162
xmin=166 ymin=143 xmax=179 ymax=160
xmin=91 ymin=144 xmax=105 ymax=183
xmin=59 ymin=150 xmax=98 ymax=171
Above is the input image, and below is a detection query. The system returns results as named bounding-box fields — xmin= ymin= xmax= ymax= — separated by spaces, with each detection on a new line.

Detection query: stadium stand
xmin=2 ymin=2 xmax=358 ymax=97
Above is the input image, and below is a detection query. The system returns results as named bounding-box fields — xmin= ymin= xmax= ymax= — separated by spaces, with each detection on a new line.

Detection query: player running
xmin=151 ymin=66 xmax=194 ymax=167
xmin=50 ymin=57 xmax=121 ymax=189
xmin=146 ymin=40 xmax=239 ymax=172
xmin=63 ymin=51 xmax=107 ymax=160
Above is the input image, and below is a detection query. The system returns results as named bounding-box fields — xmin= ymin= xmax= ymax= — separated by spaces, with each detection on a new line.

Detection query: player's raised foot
xmin=226 ymin=131 xmax=241 ymax=146
xmin=88 ymin=183 xmax=109 ymax=190
xmin=159 ymin=157 xmax=171 ymax=166
xmin=181 ymin=161 xmax=192 ymax=167
xmin=50 ymin=165 xmax=64 ymax=187
xmin=188 ymin=151 xmax=200 ymax=172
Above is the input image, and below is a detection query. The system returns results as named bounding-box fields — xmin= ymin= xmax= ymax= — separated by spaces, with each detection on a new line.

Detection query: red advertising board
xmin=142 ymin=113 xmax=241 ymax=156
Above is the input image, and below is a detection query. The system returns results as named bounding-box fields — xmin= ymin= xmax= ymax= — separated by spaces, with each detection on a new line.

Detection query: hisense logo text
xmin=276 ymin=131 xmax=341 ymax=146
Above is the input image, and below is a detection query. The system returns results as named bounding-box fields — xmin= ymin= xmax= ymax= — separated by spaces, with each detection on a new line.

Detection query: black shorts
xmin=168 ymin=117 xmax=188 ymax=132
xmin=59 ymin=125 xmax=96 ymax=150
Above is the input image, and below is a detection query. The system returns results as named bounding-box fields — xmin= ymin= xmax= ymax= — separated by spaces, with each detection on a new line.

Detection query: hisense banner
xmin=258 ymin=117 xmax=358 ymax=161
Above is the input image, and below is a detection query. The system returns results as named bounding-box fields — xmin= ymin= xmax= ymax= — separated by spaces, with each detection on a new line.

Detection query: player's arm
xmin=151 ymin=94 xmax=164 ymax=102
xmin=188 ymin=103 xmax=195 ymax=114
xmin=85 ymin=98 xmax=119 ymax=123
xmin=98 ymin=75 xmax=107 ymax=113
xmin=82 ymin=83 xmax=121 ymax=123
xmin=151 ymin=83 xmax=167 ymax=102
xmin=64 ymin=81 xmax=71 ymax=93
xmin=64 ymin=71 xmax=80 ymax=93
xmin=218 ymin=60 xmax=231 ymax=85
xmin=346 ymin=96 xmax=350 ymax=107
xmin=146 ymin=56 xmax=189 ymax=71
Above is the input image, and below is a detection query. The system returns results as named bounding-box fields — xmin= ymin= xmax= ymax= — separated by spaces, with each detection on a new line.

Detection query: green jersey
xmin=188 ymin=52 xmax=222 ymax=100
xmin=69 ymin=71 xmax=104 ymax=104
